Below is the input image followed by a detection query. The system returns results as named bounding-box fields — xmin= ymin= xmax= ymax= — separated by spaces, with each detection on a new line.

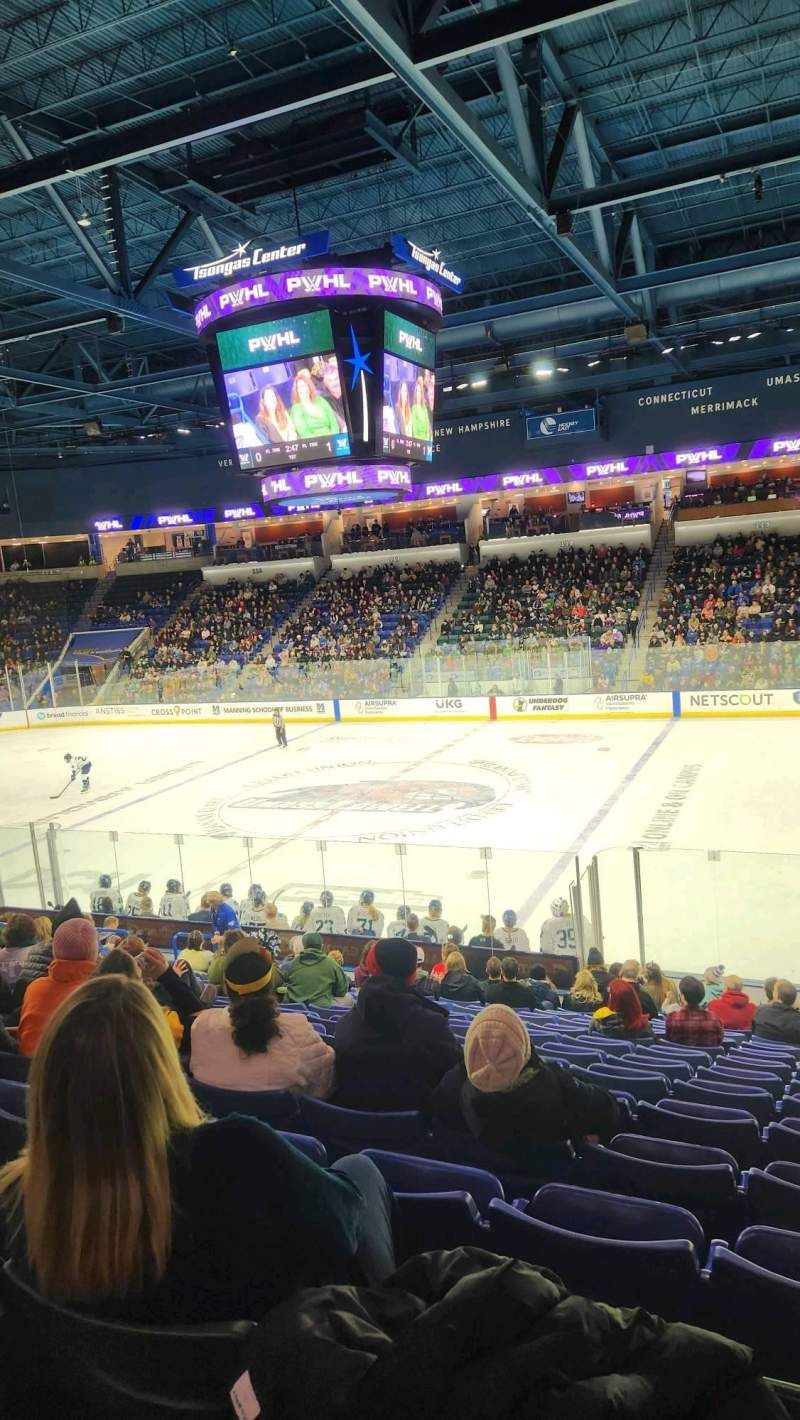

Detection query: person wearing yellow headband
xmin=190 ymin=942 xmax=334 ymax=1097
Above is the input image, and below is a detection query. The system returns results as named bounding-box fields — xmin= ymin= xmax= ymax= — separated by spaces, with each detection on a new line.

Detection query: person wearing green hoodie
xmin=283 ymin=933 xmax=350 ymax=1007
xmin=290 ymin=369 xmax=341 ymax=439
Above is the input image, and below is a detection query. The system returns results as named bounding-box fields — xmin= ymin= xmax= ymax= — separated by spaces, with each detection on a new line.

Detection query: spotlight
xmin=747 ymin=331 xmax=762 ymax=339
xmin=587 ymin=359 xmax=600 ymax=367
xmin=728 ymin=334 xmax=742 ymax=342
xmin=442 ymin=384 xmax=453 ymax=393
xmin=176 ymin=426 xmax=191 ymax=434
xmin=471 ymin=378 xmax=488 ymax=388
xmin=456 ymin=381 xmax=468 ymax=390
xmin=533 ymin=359 xmax=554 ymax=379
xmin=711 ymin=339 xmax=725 ymax=346
xmin=662 ymin=346 xmax=674 ymax=354
xmin=77 ymin=211 xmax=92 ymax=228
xmin=557 ymin=366 xmax=569 ymax=374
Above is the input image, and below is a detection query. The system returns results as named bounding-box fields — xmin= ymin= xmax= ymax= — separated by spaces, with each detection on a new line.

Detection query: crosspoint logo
xmin=539 ymin=416 xmax=557 ymax=435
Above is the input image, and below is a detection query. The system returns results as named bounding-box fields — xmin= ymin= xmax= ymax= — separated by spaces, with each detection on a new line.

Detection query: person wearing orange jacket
xmin=18 ymin=915 xmax=98 ymax=1056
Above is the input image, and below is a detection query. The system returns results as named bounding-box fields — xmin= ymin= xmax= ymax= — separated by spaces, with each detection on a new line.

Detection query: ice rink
xmin=1 ymin=714 xmax=798 ymax=980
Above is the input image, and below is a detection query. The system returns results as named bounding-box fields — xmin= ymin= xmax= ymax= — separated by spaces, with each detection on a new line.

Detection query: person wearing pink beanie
xmin=432 ymin=1003 xmax=619 ymax=1167
xmin=18 ymin=916 xmax=98 ymax=1057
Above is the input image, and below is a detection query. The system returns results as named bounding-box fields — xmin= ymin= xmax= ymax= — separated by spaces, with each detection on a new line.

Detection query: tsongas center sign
xmin=173 ymin=230 xmax=330 ymax=287
xmin=391 ymin=233 xmax=464 ymax=291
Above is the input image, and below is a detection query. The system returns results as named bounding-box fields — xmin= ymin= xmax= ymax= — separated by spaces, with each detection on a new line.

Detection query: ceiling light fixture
xmin=77 ymin=212 xmax=92 ymax=228
xmin=557 ymin=366 xmax=569 ymax=374
xmin=711 ymin=339 xmax=725 ymax=346
xmin=442 ymin=384 xmax=453 ymax=393
xmin=662 ymin=346 xmax=675 ymax=354
xmin=533 ymin=358 xmax=554 ymax=378
xmin=747 ymin=330 xmax=761 ymax=338
xmin=728 ymin=334 xmax=742 ymax=342
xmin=456 ymin=381 xmax=468 ymax=390
xmin=587 ymin=359 xmax=600 ymax=367
xmin=176 ymin=426 xmax=191 ymax=435
xmin=471 ymin=378 xmax=488 ymax=388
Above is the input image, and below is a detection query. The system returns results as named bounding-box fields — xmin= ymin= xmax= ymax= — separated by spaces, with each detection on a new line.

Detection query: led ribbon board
xmin=195 ymin=266 xmax=444 ymax=334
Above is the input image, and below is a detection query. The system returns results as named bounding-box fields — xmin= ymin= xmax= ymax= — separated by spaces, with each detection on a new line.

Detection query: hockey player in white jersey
xmin=158 ymin=879 xmax=191 ymax=918
xmin=291 ymin=900 xmax=315 ymax=932
xmin=386 ymin=905 xmax=410 ymax=938
xmin=240 ymin=886 xmax=268 ymax=929
xmin=90 ymin=874 xmax=123 ymax=915
xmin=346 ymin=890 xmax=385 ymax=938
xmin=310 ymin=890 xmax=346 ymax=936
xmin=539 ymin=898 xmax=577 ymax=955
xmin=496 ymin=908 xmax=530 ymax=952
xmin=125 ymin=880 xmax=154 ymax=916
xmin=421 ymin=899 xmax=449 ymax=944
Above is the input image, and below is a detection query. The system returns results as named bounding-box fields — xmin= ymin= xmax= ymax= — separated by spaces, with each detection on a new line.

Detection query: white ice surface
xmin=1 ymin=716 xmax=799 ymax=980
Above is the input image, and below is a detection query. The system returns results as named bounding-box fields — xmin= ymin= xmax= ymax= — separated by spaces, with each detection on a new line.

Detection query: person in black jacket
xmin=334 ymin=939 xmax=461 ymax=1111
xmin=484 ymin=957 xmax=534 ymax=1012
xmin=587 ymin=947 xmax=610 ymax=1001
xmin=432 ymin=1004 xmax=618 ymax=1168
xmin=435 ymin=951 xmax=484 ymax=1004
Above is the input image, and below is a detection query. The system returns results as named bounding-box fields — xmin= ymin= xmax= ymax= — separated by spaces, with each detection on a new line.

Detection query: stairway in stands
xmin=72 ymin=569 xmax=114 ymax=631
xmin=617 ymin=515 xmax=676 ymax=689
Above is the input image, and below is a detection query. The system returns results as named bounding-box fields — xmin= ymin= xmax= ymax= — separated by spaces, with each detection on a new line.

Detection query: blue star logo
xmin=344 ymin=324 xmax=372 ymax=391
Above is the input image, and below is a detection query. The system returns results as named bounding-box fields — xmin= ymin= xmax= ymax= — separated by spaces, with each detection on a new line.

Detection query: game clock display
xmin=216 ymin=310 xmax=351 ymax=472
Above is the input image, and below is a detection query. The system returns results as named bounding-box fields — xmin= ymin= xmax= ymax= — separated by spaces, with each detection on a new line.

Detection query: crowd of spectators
xmin=342 ymin=518 xmax=460 ymax=553
xmin=0 ymin=578 xmax=93 ymax=673
xmin=649 ymin=531 xmax=800 ymax=649
xmin=90 ymin=569 xmax=201 ymax=630
xmin=678 ymin=475 xmax=800 ymax=509
xmin=272 ymin=562 xmax=459 ymax=664
xmin=438 ymin=544 xmax=648 ymax=650
xmin=126 ymin=574 xmax=312 ymax=678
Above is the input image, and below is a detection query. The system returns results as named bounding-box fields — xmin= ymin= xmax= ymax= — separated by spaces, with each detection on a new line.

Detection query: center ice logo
xmin=230 ymin=781 xmax=493 ymax=815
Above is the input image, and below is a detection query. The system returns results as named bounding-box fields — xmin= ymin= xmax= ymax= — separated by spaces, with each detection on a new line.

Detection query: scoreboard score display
xmin=199 ymin=262 xmax=443 ymax=484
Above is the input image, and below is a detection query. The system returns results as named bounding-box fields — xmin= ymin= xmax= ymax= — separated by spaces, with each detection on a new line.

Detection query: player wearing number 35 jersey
xmin=539 ymin=899 xmax=577 ymax=955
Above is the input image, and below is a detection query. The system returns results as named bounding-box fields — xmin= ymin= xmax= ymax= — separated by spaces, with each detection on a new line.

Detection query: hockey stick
xmin=50 ymin=775 xmax=75 ymax=801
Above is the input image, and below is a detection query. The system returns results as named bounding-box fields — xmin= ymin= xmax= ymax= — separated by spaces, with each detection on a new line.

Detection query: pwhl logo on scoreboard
xmin=246 ymin=328 xmax=300 ymax=355
xmin=173 ymin=230 xmax=330 ymax=286
xmin=391 ymin=233 xmax=463 ymax=291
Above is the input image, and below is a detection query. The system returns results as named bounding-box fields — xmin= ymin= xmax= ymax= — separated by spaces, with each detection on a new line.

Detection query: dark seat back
xmin=189 ymin=1080 xmax=300 ymax=1127
xmin=0 ymin=1260 xmax=255 ymax=1419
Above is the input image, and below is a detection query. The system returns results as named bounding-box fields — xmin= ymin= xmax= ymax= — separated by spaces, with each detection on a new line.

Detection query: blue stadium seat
xmin=429 ymin=1120 xmax=574 ymax=1195
xmin=780 ymin=1096 xmax=800 ymax=1120
xmin=649 ymin=1045 xmax=713 ymax=1068
xmin=584 ymin=1064 xmax=671 ymax=1103
xmin=0 ymin=1054 xmax=29 ymax=1083
xmin=580 ymin=1143 xmax=739 ymax=1226
xmin=700 ymin=1063 xmax=785 ymax=1100
xmin=0 ymin=1079 xmax=27 ymax=1117
xmin=722 ymin=1055 xmax=793 ymax=1087
xmin=767 ymin=1120 xmax=800 ymax=1164
xmin=638 ymin=1099 xmax=763 ymax=1169
xmin=487 ymin=1199 xmax=703 ymax=1320
xmin=672 ymin=1078 xmax=775 ymax=1126
xmin=299 ymin=1097 xmax=429 ymax=1161
xmin=527 ymin=1181 xmax=706 ymax=1252
xmin=394 ymin=1191 xmax=489 ymax=1256
xmin=746 ymin=1169 xmax=800 ymax=1231
xmin=189 ymin=1080 xmax=301 ymax=1127
xmin=610 ymin=1132 xmax=739 ymax=1171
xmin=767 ymin=1160 xmax=800 ymax=1186
xmin=706 ymin=1241 xmax=800 ymax=1382
xmin=279 ymin=1131 xmax=328 ymax=1165
xmin=622 ymin=1053 xmax=692 ymax=1083
xmin=737 ymin=1224 xmax=800 ymax=1281
xmin=362 ymin=1149 xmax=504 ymax=1213
xmin=539 ymin=1045 xmax=605 ymax=1066
xmin=0 ymin=1106 xmax=26 ymax=1165
xmin=587 ymin=1037 xmax=634 ymax=1059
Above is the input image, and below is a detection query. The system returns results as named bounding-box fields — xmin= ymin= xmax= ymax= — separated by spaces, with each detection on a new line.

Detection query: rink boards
xmin=1 ymin=686 xmax=798 ymax=730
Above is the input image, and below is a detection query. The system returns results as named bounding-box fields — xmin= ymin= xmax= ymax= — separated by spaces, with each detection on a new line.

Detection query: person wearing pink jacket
xmin=190 ymin=946 xmax=334 ymax=1098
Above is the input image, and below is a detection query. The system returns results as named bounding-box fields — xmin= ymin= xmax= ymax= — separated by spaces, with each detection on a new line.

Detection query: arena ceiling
xmin=1 ymin=0 xmax=800 ymax=453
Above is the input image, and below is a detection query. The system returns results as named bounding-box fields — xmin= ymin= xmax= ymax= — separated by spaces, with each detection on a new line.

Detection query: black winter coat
xmin=242 ymin=1248 xmax=787 ymax=1420
xmin=432 ymin=1058 xmax=619 ymax=1166
xmin=436 ymin=969 xmax=484 ymax=1004
xmin=334 ymin=977 xmax=462 ymax=1111
xmin=484 ymin=979 xmax=535 ymax=1011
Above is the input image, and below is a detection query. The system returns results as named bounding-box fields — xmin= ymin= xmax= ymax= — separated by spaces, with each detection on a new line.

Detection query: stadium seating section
xmin=650 ymin=531 xmax=800 ymax=648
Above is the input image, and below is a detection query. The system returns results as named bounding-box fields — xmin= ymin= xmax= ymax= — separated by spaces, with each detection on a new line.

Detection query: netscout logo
xmin=586 ymin=461 xmax=628 ymax=476
xmin=247 ymin=330 xmax=300 ymax=354
xmin=675 ymin=448 xmax=722 ymax=465
xmin=398 ymin=329 xmax=423 ymax=354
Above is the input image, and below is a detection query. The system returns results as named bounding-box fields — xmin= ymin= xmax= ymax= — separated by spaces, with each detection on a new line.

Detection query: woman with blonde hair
xmin=32 ymin=917 xmax=52 ymax=946
xmin=0 ymin=975 xmax=394 ymax=1321
xmin=563 ymin=968 xmax=602 ymax=1014
xmin=644 ymin=962 xmax=679 ymax=1014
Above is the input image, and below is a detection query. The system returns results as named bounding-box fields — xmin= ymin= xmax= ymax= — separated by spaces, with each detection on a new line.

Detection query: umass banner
xmin=431 ymin=362 xmax=800 ymax=477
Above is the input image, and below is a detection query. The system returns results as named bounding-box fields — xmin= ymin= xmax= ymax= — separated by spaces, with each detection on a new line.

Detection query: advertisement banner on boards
xmin=339 ymin=696 xmax=488 ymax=720
xmin=680 ymin=689 xmax=800 ymax=715
xmin=496 ymin=692 xmax=673 ymax=718
xmin=30 ymin=701 xmax=335 ymax=727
